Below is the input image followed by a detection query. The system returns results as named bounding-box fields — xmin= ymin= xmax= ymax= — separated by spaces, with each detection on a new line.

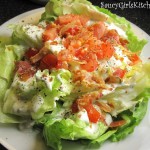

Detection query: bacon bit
xmin=120 ymin=38 xmax=129 ymax=47
xmin=96 ymin=101 xmax=112 ymax=113
xmin=15 ymin=61 xmax=35 ymax=81
xmin=92 ymin=74 xmax=105 ymax=85
xmin=108 ymin=101 xmax=115 ymax=109
xmin=109 ymin=120 xmax=126 ymax=128
xmin=30 ymin=47 xmax=49 ymax=64
xmin=71 ymin=100 xmax=79 ymax=113
xmin=105 ymin=76 xmax=121 ymax=84
xmin=25 ymin=48 xmax=39 ymax=59
xmin=18 ymin=71 xmax=34 ymax=81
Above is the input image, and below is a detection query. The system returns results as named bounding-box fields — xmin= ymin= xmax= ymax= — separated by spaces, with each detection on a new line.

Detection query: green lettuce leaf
xmin=101 ymin=62 xmax=150 ymax=116
xmin=110 ymin=89 xmax=150 ymax=142
xmin=11 ymin=24 xmax=44 ymax=48
xmin=43 ymin=111 xmax=108 ymax=150
xmin=0 ymin=45 xmax=16 ymax=81
xmin=40 ymin=0 xmax=108 ymax=22
xmin=0 ymin=82 xmax=24 ymax=124
xmin=0 ymin=44 xmax=26 ymax=123
xmin=3 ymin=69 xmax=73 ymax=119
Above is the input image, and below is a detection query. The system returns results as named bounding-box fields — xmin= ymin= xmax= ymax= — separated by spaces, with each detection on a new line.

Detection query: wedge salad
xmin=0 ymin=0 xmax=150 ymax=150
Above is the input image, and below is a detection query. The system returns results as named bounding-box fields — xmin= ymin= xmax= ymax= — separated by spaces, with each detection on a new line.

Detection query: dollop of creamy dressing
xmin=23 ymin=24 xmax=44 ymax=41
xmin=77 ymin=109 xmax=89 ymax=123
xmin=45 ymin=37 xmax=65 ymax=55
xmin=36 ymin=70 xmax=54 ymax=91
xmin=77 ymin=110 xmax=99 ymax=134
xmin=85 ymin=123 xmax=99 ymax=134
xmin=12 ymin=74 xmax=36 ymax=92
xmin=105 ymin=113 xmax=113 ymax=125
xmin=31 ymin=95 xmax=44 ymax=112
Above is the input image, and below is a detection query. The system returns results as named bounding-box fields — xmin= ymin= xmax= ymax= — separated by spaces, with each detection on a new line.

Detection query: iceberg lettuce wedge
xmin=43 ymin=111 xmax=108 ymax=150
xmin=11 ymin=24 xmax=44 ymax=48
xmin=3 ymin=69 xmax=73 ymax=119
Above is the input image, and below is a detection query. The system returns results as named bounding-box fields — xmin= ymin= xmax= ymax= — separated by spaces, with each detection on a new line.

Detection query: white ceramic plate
xmin=0 ymin=8 xmax=150 ymax=150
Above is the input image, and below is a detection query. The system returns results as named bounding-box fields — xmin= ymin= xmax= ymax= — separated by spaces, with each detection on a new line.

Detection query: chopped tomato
xmin=56 ymin=14 xmax=78 ymax=25
xmin=99 ymin=42 xmax=114 ymax=59
xmin=128 ymin=53 xmax=141 ymax=65
xmin=42 ymin=27 xmax=58 ymax=42
xmin=89 ymin=22 xmax=106 ymax=39
xmin=25 ymin=48 xmax=38 ymax=59
xmin=56 ymin=14 xmax=89 ymax=26
xmin=109 ymin=120 xmax=126 ymax=127
xmin=75 ymin=47 xmax=99 ymax=72
xmin=66 ymin=26 xmax=80 ymax=36
xmin=113 ymin=68 xmax=126 ymax=78
xmin=81 ymin=53 xmax=99 ymax=72
xmin=85 ymin=104 xmax=101 ymax=123
xmin=15 ymin=61 xmax=35 ymax=81
xmin=39 ymin=54 xmax=58 ymax=70
xmin=75 ymin=93 xmax=103 ymax=123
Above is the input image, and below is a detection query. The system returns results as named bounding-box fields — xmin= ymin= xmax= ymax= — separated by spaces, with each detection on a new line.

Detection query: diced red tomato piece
xmin=81 ymin=57 xmax=98 ymax=72
xmin=15 ymin=61 xmax=35 ymax=81
xmin=42 ymin=28 xmax=58 ymax=42
xmin=56 ymin=14 xmax=89 ymax=26
xmin=39 ymin=54 xmax=58 ymax=70
xmin=56 ymin=14 xmax=78 ymax=25
xmin=84 ymin=104 xmax=101 ymax=123
xmin=66 ymin=26 xmax=80 ymax=36
xmin=128 ymin=53 xmax=141 ymax=65
xmin=80 ymin=53 xmax=99 ymax=72
xmin=113 ymin=68 xmax=126 ymax=78
xmin=100 ymin=42 xmax=114 ymax=59
xmin=25 ymin=48 xmax=38 ymax=59
xmin=88 ymin=22 xmax=106 ymax=39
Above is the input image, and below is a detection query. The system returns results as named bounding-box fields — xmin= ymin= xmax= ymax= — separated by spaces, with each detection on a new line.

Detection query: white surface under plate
xmin=0 ymin=8 xmax=150 ymax=150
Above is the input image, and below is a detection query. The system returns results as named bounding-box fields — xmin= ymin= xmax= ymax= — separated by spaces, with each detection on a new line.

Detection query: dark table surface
xmin=0 ymin=0 xmax=150 ymax=35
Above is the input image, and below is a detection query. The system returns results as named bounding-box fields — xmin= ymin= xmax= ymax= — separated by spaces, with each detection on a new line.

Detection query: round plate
xmin=0 ymin=8 xmax=150 ymax=150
